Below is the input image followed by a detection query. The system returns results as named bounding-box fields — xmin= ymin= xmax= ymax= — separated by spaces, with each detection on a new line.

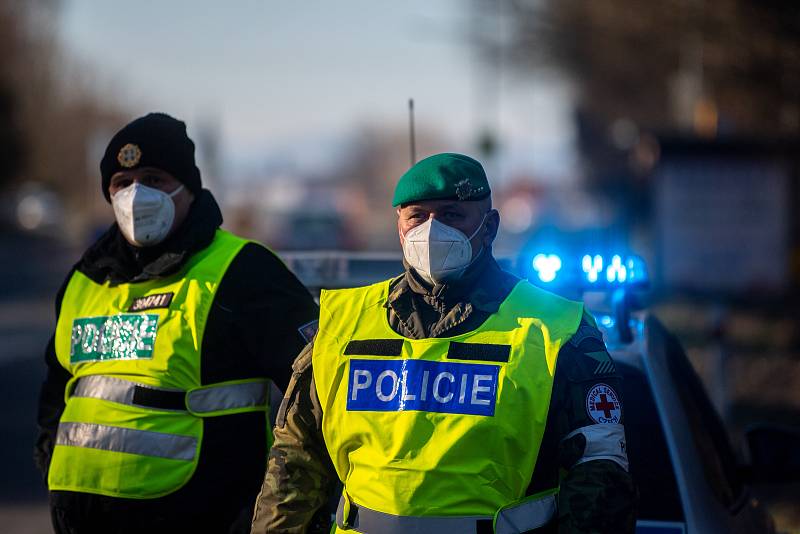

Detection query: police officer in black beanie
xmin=35 ymin=112 xmax=320 ymax=533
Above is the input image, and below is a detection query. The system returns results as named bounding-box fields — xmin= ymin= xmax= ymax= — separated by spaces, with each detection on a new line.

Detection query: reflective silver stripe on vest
xmin=56 ymin=422 xmax=196 ymax=461
xmin=336 ymin=494 xmax=556 ymax=534
xmin=563 ymin=423 xmax=629 ymax=471
xmin=186 ymin=381 xmax=268 ymax=414
xmin=495 ymin=494 xmax=556 ymax=533
xmin=71 ymin=375 xmax=185 ymax=410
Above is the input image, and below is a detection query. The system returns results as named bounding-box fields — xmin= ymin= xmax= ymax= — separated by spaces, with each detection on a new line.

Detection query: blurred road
xmin=0 ymin=230 xmax=78 ymax=533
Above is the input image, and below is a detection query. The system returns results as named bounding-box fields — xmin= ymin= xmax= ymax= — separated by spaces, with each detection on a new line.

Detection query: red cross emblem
xmin=586 ymin=384 xmax=621 ymax=424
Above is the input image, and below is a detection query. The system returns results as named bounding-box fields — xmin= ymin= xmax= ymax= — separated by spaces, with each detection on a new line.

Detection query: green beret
xmin=392 ymin=153 xmax=491 ymax=207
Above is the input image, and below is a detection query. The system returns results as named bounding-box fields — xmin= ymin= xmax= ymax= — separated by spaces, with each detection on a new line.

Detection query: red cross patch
xmin=586 ymin=383 xmax=621 ymax=424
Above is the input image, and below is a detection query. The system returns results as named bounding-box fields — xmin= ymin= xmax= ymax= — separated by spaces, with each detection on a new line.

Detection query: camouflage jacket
xmin=251 ymin=253 xmax=636 ymax=534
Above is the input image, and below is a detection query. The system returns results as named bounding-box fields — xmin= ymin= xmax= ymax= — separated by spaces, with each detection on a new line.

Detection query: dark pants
xmin=49 ymin=490 xmax=252 ymax=534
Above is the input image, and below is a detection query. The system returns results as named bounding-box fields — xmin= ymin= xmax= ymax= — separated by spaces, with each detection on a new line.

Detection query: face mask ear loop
xmin=460 ymin=212 xmax=490 ymax=271
xmin=467 ymin=211 xmax=490 ymax=241
xmin=469 ymin=244 xmax=486 ymax=265
xmin=167 ymin=184 xmax=184 ymax=198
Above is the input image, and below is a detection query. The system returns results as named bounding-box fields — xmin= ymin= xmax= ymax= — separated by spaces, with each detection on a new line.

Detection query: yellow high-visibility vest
xmin=49 ymin=229 xmax=272 ymax=499
xmin=313 ymin=278 xmax=584 ymax=533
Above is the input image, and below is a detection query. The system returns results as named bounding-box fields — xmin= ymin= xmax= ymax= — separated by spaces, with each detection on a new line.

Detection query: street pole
xmin=408 ymin=98 xmax=416 ymax=166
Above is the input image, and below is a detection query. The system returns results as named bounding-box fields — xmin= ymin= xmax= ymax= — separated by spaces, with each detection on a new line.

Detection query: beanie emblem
xmin=117 ymin=143 xmax=142 ymax=168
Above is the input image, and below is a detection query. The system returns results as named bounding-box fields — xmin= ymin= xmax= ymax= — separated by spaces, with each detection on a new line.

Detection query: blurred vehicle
xmin=0 ymin=182 xmax=65 ymax=234
xmin=277 ymin=211 xmax=359 ymax=250
xmin=281 ymin=251 xmax=800 ymax=534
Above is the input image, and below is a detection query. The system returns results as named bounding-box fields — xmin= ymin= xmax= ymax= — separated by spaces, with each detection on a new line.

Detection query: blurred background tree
xmin=0 ymin=0 xmax=34 ymax=192
xmin=487 ymin=0 xmax=800 ymax=136
xmin=0 ymin=0 xmax=124 ymax=238
xmin=473 ymin=0 xmax=800 ymax=225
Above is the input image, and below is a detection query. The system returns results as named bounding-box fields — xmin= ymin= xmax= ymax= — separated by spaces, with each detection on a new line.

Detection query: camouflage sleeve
xmin=250 ymin=341 xmax=338 ymax=534
xmin=556 ymin=311 xmax=637 ymax=534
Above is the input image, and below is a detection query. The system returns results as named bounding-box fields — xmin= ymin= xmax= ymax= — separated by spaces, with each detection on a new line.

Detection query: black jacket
xmin=35 ymin=190 xmax=319 ymax=532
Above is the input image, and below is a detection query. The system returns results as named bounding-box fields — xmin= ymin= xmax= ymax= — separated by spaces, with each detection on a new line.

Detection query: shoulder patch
xmin=585 ymin=350 xmax=617 ymax=376
xmin=569 ymin=323 xmax=605 ymax=348
xmin=561 ymin=345 xmax=618 ymax=382
xmin=586 ymin=383 xmax=622 ymax=424
xmin=297 ymin=319 xmax=319 ymax=343
xmin=562 ymin=321 xmax=617 ymax=381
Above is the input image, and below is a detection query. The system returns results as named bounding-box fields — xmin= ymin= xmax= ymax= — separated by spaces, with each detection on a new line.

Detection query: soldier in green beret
xmin=252 ymin=153 xmax=636 ymax=534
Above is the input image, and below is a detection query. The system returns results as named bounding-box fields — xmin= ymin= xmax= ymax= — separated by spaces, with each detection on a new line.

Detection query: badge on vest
xmin=347 ymin=359 xmax=500 ymax=416
xmin=70 ymin=314 xmax=158 ymax=363
xmin=129 ymin=292 xmax=174 ymax=312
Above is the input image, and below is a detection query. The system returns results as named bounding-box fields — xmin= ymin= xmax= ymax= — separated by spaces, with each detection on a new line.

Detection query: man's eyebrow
xmin=402 ymin=201 xmax=463 ymax=213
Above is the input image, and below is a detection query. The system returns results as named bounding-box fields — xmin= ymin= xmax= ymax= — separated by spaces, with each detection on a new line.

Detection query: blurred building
xmin=653 ymin=137 xmax=800 ymax=297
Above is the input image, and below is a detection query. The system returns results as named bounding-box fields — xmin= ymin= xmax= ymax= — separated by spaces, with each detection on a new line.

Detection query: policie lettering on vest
xmin=347 ymin=359 xmax=500 ymax=417
xmin=70 ymin=314 xmax=158 ymax=363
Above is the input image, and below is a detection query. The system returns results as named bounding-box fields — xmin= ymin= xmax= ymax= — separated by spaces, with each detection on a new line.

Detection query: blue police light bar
xmin=529 ymin=253 xmax=648 ymax=289
xmin=531 ymin=254 xmax=562 ymax=283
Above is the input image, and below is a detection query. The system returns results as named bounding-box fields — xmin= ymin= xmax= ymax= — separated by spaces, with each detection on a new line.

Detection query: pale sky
xmin=59 ymin=0 xmax=576 ymax=181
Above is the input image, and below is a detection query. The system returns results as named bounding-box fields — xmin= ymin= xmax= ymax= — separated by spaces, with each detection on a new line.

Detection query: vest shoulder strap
xmin=319 ymin=279 xmax=393 ymax=339
xmin=502 ymin=280 xmax=584 ymax=332
xmin=320 ymin=279 xmax=390 ymax=308
xmin=182 ymin=229 xmax=249 ymax=272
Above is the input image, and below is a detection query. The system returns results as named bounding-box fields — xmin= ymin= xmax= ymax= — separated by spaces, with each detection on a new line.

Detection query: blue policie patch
xmin=347 ymin=359 xmax=500 ymax=416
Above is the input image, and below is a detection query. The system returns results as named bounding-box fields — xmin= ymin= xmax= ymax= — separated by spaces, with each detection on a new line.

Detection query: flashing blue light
xmin=599 ymin=315 xmax=615 ymax=328
xmin=606 ymin=255 xmax=627 ymax=283
xmin=529 ymin=252 xmax=648 ymax=288
xmin=582 ymin=254 xmax=603 ymax=283
xmin=532 ymin=254 xmax=562 ymax=283
xmin=626 ymin=257 xmax=643 ymax=282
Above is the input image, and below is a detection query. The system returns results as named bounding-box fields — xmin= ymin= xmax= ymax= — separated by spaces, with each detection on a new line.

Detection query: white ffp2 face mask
xmin=111 ymin=183 xmax=184 ymax=247
xmin=401 ymin=213 xmax=487 ymax=285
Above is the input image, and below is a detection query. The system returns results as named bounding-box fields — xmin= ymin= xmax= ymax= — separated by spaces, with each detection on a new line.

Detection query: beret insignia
xmin=455 ymin=179 xmax=475 ymax=200
xmin=117 ymin=143 xmax=142 ymax=168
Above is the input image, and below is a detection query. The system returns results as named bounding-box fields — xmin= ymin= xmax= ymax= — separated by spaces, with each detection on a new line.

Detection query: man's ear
xmin=483 ymin=209 xmax=500 ymax=247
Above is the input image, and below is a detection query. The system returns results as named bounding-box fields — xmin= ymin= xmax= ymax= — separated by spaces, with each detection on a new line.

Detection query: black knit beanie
xmin=100 ymin=112 xmax=202 ymax=201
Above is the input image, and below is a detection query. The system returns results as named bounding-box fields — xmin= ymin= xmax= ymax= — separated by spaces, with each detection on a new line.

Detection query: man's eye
xmin=144 ymin=175 xmax=162 ymax=185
